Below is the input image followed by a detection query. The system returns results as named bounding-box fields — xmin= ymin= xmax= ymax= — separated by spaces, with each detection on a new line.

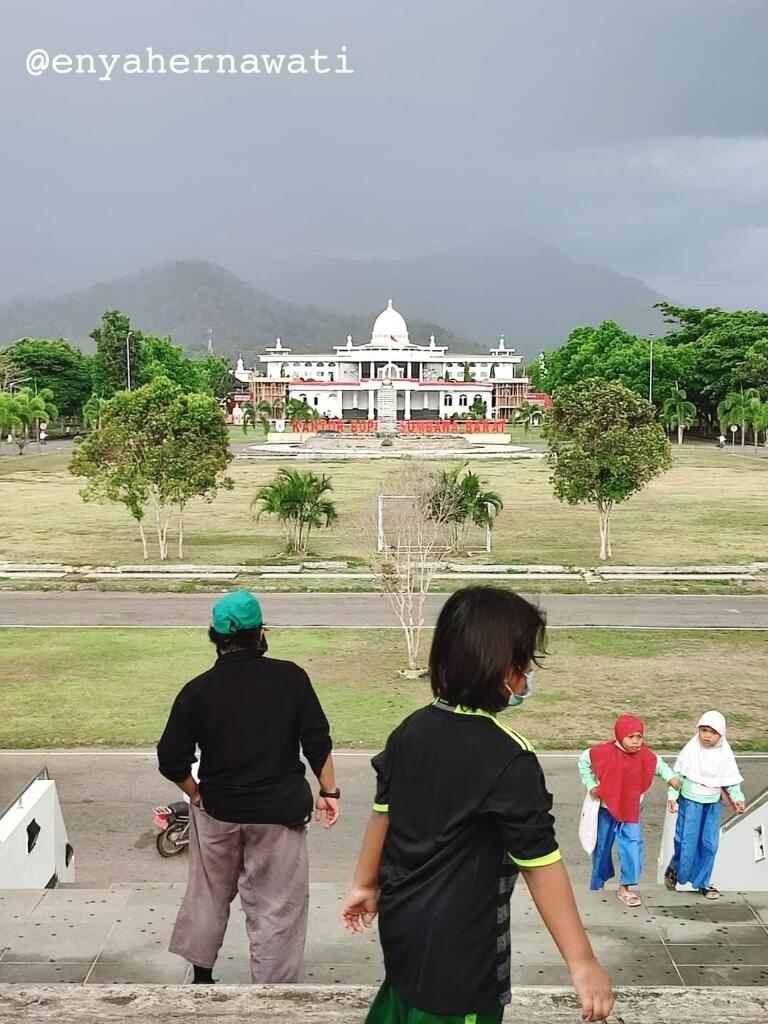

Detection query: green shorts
xmin=365 ymin=981 xmax=504 ymax=1024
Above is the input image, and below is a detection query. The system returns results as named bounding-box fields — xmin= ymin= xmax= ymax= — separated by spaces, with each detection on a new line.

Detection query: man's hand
xmin=190 ymin=790 xmax=202 ymax=807
xmin=668 ymin=776 xmax=682 ymax=791
xmin=589 ymin=787 xmax=601 ymax=802
xmin=569 ymin=957 xmax=614 ymax=1022
xmin=734 ymin=801 xmax=746 ymax=814
xmin=340 ymin=886 xmax=379 ymax=934
xmin=315 ymin=796 xmax=340 ymax=829
xmin=667 ymin=799 xmax=678 ymax=814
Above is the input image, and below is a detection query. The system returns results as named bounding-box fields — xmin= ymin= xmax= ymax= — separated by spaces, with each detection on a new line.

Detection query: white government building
xmin=234 ymin=300 xmax=530 ymax=420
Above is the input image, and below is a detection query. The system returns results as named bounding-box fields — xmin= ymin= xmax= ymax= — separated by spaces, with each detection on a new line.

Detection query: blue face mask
xmin=506 ymin=670 xmax=536 ymax=708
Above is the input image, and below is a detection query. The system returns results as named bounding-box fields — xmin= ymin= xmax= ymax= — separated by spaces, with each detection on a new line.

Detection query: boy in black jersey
xmin=341 ymin=587 xmax=613 ymax=1023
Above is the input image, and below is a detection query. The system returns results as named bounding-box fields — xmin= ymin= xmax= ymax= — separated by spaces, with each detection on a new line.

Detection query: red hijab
xmin=589 ymin=715 xmax=657 ymax=824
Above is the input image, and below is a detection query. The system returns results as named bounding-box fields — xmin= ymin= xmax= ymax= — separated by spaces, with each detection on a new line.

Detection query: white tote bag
xmin=578 ymin=793 xmax=600 ymax=855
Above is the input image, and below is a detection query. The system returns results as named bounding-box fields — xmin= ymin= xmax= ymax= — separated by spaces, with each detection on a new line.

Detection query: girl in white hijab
xmin=664 ymin=711 xmax=745 ymax=899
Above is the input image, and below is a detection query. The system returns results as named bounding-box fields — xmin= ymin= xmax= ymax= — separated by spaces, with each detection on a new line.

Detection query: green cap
xmin=211 ymin=590 xmax=263 ymax=635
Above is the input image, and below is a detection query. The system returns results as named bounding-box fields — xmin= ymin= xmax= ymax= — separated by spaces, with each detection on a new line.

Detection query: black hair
xmin=207 ymin=625 xmax=267 ymax=656
xmin=429 ymin=587 xmax=546 ymax=714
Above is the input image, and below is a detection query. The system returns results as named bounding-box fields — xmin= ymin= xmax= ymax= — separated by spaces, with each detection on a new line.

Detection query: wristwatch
xmin=319 ymin=788 xmax=341 ymax=799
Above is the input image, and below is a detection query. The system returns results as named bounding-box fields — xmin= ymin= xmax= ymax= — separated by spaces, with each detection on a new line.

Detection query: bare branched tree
xmin=368 ymin=468 xmax=454 ymax=673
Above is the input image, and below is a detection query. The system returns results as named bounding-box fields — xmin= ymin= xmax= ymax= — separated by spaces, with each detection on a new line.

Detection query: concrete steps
xmin=0 ymin=985 xmax=766 ymax=1023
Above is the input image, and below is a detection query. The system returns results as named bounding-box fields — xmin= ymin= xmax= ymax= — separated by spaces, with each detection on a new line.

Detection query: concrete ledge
xmin=0 ymin=986 xmax=766 ymax=1023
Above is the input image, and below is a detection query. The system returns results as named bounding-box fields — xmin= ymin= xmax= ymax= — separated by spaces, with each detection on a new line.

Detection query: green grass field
xmin=0 ymin=626 xmax=764 ymax=749
xmin=0 ymin=447 xmax=766 ymax=567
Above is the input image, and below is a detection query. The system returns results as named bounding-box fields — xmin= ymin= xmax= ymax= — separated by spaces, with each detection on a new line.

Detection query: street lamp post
xmin=126 ymin=331 xmax=133 ymax=391
xmin=648 ymin=333 xmax=654 ymax=405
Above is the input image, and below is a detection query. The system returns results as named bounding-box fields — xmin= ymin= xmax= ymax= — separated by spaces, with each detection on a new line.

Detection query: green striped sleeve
xmin=509 ymin=848 xmax=562 ymax=868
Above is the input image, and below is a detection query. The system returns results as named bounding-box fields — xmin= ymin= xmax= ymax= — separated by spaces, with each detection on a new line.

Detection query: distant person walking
xmin=664 ymin=711 xmax=745 ymax=900
xmin=157 ymin=590 xmax=340 ymax=984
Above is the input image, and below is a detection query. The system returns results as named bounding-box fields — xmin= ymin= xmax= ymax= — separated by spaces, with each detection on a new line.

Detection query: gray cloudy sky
xmin=1 ymin=0 xmax=767 ymax=308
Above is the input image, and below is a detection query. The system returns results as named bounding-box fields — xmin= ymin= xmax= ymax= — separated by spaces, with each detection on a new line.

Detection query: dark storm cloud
xmin=0 ymin=0 xmax=766 ymax=308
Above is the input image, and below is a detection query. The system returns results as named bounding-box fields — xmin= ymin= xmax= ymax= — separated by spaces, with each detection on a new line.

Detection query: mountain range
xmin=0 ymin=233 xmax=667 ymax=361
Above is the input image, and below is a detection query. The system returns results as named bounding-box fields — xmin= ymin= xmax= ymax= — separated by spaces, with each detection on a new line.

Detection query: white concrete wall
xmin=658 ymin=794 xmax=768 ymax=892
xmin=713 ymin=796 xmax=768 ymax=891
xmin=0 ymin=780 xmax=74 ymax=888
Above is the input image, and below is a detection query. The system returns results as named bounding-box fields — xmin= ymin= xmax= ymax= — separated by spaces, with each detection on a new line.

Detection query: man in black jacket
xmin=157 ymin=590 xmax=340 ymax=984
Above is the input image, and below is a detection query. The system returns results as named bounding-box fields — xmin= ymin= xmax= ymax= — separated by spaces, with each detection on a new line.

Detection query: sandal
xmin=664 ymin=868 xmax=677 ymax=891
xmin=617 ymin=890 xmax=642 ymax=907
xmin=701 ymin=886 xmax=721 ymax=900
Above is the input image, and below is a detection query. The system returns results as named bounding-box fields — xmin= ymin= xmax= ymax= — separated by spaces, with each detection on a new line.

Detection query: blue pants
xmin=590 ymin=807 xmax=644 ymax=890
xmin=667 ymin=796 xmax=720 ymax=890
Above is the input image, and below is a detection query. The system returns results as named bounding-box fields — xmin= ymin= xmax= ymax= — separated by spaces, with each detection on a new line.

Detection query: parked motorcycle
xmin=153 ymin=801 xmax=190 ymax=857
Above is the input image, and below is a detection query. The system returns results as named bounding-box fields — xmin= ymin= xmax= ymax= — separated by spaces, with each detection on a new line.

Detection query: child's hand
xmin=734 ymin=801 xmax=746 ymax=814
xmin=667 ymin=800 xmax=678 ymax=814
xmin=589 ymin=787 xmax=601 ymax=802
xmin=668 ymin=777 xmax=682 ymax=791
xmin=340 ymin=886 xmax=379 ymax=934
xmin=569 ymin=957 xmax=614 ymax=1022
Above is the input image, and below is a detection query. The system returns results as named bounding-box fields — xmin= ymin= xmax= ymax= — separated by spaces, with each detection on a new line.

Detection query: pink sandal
xmin=617 ymin=890 xmax=642 ymax=907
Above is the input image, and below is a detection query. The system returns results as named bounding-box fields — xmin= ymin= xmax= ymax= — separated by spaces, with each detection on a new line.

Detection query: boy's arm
xmin=340 ymin=810 xmax=389 ymax=933
xmin=522 ymin=859 xmax=613 ymax=1023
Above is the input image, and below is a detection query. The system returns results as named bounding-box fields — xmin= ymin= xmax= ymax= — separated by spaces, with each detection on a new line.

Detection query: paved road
xmin=2 ymin=591 xmax=768 ymax=628
xmin=2 ymin=751 xmax=765 ymax=890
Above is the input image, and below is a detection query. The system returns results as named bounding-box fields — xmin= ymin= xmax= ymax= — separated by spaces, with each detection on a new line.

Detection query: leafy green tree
xmin=90 ymin=311 xmax=146 ymax=397
xmin=426 ymin=463 xmax=503 ymax=553
xmin=462 ymin=361 xmax=474 ymax=382
xmin=251 ymin=468 xmax=338 ymax=555
xmin=142 ymin=335 xmax=198 ymax=391
xmin=70 ymin=379 xmax=233 ymax=560
xmin=661 ymin=387 xmax=697 ymax=446
xmin=544 ymin=379 xmax=672 ymax=560
xmin=2 ymin=339 xmax=92 ymax=419
xmin=193 ymin=353 xmax=233 ymax=400
xmin=732 ymin=339 xmax=768 ymax=397
xmin=658 ymin=303 xmax=768 ymax=425
xmin=531 ymin=320 xmax=691 ymax=412
xmin=8 ymin=387 xmax=58 ymax=453
xmin=466 ymin=398 xmax=487 ymax=420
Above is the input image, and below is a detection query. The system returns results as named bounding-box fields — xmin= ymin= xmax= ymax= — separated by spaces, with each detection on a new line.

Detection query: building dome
xmin=370 ymin=299 xmax=410 ymax=347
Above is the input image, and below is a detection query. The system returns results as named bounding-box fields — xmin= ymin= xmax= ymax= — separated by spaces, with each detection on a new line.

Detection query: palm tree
xmin=427 ymin=463 xmax=503 ymax=553
xmin=287 ymin=398 xmax=320 ymax=435
xmin=82 ymin=394 xmax=107 ymax=431
xmin=752 ymin=399 xmax=768 ymax=450
xmin=744 ymin=389 xmax=764 ymax=450
xmin=661 ymin=387 xmax=697 ymax=446
xmin=242 ymin=399 xmax=272 ymax=437
xmin=10 ymin=387 xmax=58 ymax=453
xmin=271 ymin=395 xmax=286 ymax=422
xmin=514 ymin=401 xmax=541 ymax=435
xmin=251 ymin=468 xmax=338 ymax=555
xmin=718 ymin=389 xmax=760 ymax=449
xmin=0 ymin=393 xmax=21 ymax=450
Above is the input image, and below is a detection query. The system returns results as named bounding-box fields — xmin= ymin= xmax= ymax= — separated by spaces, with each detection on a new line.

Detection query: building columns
xmin=407 ymin=361 xmax=412 ymax=379
xmin=368 ymin=389 xmax=375 ymax=419
xmin=404 ymin=389 xmax=411 ymax=420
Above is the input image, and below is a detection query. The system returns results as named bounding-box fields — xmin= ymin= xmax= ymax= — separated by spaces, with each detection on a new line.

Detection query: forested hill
xmin=0 ymin=260 xmax=473 ymax=361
